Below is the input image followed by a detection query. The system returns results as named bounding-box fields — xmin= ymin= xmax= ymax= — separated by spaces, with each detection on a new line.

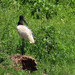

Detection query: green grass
xmin=0 ymin=0 xmax=75 ymax=75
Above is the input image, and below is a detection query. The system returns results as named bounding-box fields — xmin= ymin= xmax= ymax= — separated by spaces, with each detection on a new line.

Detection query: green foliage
xmin=0 ymin=0 xmax=75 ymax=75
xmin=30 ymin=0 xmax=57 ymax=19
xmin=0 ymin=52 xmax=8 ymax=63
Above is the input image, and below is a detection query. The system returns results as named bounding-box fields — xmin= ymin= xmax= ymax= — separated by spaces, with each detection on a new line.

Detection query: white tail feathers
xmin=28 ymin=35 xmax=35 ymax=43
xmin=16 ymin=25 xmax=35 ymax=43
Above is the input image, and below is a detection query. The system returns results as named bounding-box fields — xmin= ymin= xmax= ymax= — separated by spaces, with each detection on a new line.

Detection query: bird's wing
xmin=16 ymin=25 xmax=35 ymax=43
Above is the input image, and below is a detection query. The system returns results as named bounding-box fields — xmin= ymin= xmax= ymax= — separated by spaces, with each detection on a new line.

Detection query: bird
xmin=16 ymin=15 xmax=35 ymax=55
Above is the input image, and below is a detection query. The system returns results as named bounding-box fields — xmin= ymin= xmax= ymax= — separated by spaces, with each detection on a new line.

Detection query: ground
xmin=10 ymin=54 xmax=37 ymax=72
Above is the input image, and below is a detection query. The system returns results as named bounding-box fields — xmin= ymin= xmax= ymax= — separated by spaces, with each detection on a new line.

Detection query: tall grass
xmin=0 ymin=0 xmax=75 ymax=75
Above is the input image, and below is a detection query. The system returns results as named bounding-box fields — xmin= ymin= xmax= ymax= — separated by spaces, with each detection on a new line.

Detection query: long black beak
xmin=23 ymin=19 xmax=28 ymax=26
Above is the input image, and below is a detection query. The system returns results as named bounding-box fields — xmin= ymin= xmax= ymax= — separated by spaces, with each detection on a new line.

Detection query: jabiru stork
xmin=16 ymin=15 xmax=35 ymax=55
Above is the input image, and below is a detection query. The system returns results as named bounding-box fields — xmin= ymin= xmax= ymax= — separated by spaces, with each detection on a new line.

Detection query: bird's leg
xmin=22 ymin=39 xmax=24 ymax=55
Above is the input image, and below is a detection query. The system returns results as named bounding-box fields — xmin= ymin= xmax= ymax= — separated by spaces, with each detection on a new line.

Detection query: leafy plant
xmin=0 ymin=52 xmax=8 ymax=63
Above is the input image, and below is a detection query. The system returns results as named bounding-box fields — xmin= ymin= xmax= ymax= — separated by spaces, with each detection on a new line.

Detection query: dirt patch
xmin=10 ymin=54 xmax=37 ymax=72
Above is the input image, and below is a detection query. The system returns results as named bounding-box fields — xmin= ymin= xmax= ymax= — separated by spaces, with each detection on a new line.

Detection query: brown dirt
xmin=10 ymin=54 xmax=37 ymax=72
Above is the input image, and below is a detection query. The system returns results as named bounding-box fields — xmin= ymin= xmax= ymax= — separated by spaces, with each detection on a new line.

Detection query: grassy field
xmin=0 ymin=0 xmax=75 ymax=75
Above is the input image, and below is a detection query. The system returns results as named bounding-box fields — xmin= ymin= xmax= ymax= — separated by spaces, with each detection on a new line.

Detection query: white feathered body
xmin=16 ymin=25 xmax=35 ymax=43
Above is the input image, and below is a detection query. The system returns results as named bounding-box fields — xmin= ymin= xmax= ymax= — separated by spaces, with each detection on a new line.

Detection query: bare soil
xmin=10 ymin=54 xmax=37 ymax=72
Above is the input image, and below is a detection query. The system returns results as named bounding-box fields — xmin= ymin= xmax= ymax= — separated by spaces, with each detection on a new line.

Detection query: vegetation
xmin=0 ymin=0 xmax=75 ymax=75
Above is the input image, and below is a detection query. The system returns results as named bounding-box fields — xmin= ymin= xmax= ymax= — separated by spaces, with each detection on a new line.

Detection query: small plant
xmin=0 ymin=52 xmax=8 ymax=63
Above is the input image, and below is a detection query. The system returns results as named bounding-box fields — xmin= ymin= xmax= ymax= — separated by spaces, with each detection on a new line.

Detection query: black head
xmin=19 ymin=15 xmax=24 ymax=20
xmin=18 ymin=15 xmax=24 ymax=25
xmin=18 ymin=15 xmax=28 ymax=26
